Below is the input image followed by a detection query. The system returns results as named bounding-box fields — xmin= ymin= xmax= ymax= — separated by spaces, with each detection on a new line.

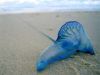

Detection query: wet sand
xmin=0 ymin=12 xmax=100 ymax=75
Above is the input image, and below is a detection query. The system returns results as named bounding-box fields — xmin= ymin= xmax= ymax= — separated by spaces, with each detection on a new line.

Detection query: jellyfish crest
xmin=57 ymin=21 xmax=94 ymax=55
xmin=57 ymin=21 xmax=82 ymax=40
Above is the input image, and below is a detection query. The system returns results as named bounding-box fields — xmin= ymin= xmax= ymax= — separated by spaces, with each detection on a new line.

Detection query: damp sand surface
xmin=0 ymin=12 xmax=100 ymax=75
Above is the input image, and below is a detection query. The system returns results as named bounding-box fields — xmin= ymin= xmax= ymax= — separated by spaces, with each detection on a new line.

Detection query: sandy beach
xmin=0 ymin=12 xmax=100 ymax=75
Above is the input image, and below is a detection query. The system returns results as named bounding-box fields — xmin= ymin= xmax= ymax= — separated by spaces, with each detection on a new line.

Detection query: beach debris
xmin=36 ymin=21 xmax=95 ymax=72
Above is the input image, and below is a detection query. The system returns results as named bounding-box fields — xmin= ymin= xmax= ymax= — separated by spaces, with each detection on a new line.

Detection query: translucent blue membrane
xmin=36 ymin=21 xmax=95 ymax=72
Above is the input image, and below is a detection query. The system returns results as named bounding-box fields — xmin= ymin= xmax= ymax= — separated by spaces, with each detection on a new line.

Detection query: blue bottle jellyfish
xmin=36 ymin=21 xmax=95 ymax=72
